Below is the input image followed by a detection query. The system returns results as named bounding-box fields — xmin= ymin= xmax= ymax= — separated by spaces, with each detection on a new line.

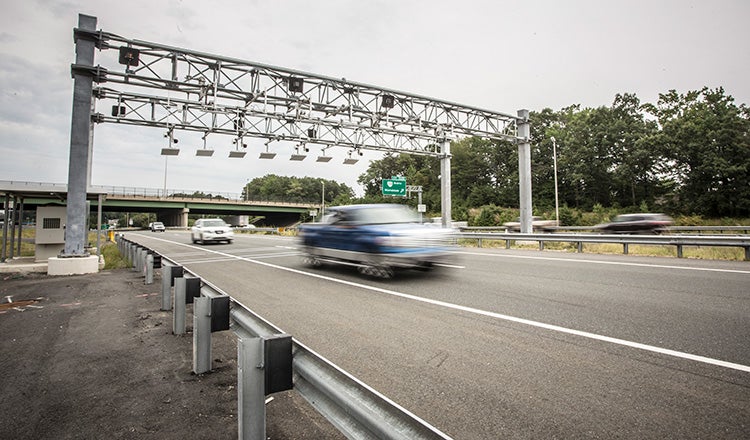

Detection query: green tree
xmin=643 ymin=87 xmax=750 ymax=216
xmin=243 ymin=175 xmax=354 ymax=204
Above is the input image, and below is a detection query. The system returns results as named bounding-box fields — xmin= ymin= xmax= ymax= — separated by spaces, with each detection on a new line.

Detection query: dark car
xmin=596 ymin=213 xmax=673 ymax=234
xmin=298 ymin=204 xmax=458 ymax=278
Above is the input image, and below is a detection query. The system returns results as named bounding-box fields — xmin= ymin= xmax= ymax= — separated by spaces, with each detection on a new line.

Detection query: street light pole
xmin=551 ymin=136 xmax=560 ymax=226
xmin=162 ymin=156 xmax=168 ymax=198
xmin=320 ymin=181 xmax=325 ymax=222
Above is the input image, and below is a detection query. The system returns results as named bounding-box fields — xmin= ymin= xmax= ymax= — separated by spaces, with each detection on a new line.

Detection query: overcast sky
xmin=1 ymin=0 xmax=748 ymax=197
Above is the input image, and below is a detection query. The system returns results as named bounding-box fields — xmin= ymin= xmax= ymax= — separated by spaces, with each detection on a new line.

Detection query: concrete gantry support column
xmin=517 ymin=109 xmax=533 ymax=234
xmin=440 ymin=138 xmax=452 ymax=228
xmin=181 ymin=208 xmax=189 ymax=229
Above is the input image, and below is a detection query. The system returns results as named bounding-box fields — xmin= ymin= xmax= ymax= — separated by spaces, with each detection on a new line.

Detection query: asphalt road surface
xmin=127 ymin=230 xmax=750 ymax=439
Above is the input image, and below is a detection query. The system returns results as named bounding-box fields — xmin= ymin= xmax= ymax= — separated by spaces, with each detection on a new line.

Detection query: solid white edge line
xmin=458 ymin=250 xmax=750 ymax=274
xmin=133 ymin=233 xmax=750 ymax=374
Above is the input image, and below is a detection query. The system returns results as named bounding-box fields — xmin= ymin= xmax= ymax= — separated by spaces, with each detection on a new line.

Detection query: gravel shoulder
xmin=0 ymin=269 xmax=342 ymax=439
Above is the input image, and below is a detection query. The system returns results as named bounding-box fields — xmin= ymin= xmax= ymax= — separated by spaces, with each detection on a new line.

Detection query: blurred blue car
xmin=298 ymin=204 xmax=458 ymax=278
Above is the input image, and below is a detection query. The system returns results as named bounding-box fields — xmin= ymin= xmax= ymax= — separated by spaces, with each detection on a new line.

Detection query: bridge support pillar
xmin=181 ymin=208 xmax=189 ymax=229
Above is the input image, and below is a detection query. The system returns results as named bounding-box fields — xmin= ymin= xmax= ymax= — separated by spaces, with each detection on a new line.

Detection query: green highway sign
xmin=382 ymin=178 xmax=407 ymax=197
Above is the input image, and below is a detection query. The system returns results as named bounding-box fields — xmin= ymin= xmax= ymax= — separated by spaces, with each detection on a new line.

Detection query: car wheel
xmin=191 ymin=234 xmax=197 ymax=244
xmin=226 ymin=239 xmax=232 ymax=244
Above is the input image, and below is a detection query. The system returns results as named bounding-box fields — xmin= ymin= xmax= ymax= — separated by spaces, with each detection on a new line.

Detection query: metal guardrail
xmin=460 ymin=225 xmax=750 ymax=235
xmin=458 ymin=232 xmax=750 ymax=260
xmin=116 ymin=235 xmax=451 ymax=440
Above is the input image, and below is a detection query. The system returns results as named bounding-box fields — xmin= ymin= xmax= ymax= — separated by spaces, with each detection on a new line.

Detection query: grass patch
xmin=100 ymin=242 xmax=130 ymax=270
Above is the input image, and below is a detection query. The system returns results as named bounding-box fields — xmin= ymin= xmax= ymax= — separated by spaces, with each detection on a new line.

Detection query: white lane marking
xmin=434 ymin=263 xmax=466 ymax=269
xmin=458 ymin=250 xmax=750 ymax=274
xmin=133 ymin=234 xmax=750 ymax=373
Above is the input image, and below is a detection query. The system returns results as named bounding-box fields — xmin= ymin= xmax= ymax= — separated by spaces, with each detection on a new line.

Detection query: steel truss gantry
xmin=66 ymin=16 xmax=532 ymax=241
xmin=75 ymin=27 xmax=523 ymax=157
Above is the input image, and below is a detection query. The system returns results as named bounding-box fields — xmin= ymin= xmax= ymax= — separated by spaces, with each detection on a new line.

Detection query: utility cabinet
xmin=36 ymin=206 xmax=66 ymax=262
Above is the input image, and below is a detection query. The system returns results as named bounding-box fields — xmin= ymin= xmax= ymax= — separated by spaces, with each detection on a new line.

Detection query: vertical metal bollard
xmin=130 ymin=243 xmax=137 ymax=269
xmin=138 ymin=248 xmax=148 ymax=277
xmin=161 ymin=265 xmax=173 ymax=311
xmin=173 ymin=277 xmax=186 ymax=335
xmin=136 ymin=248 xmax=141 ymax=273
xmin=193 ymin=296 xmax=212 ymax=374
xmin=237 ymin=332 xmax=266 ymax=440
xmin=145 ymin=253 xmax=154 ymax=285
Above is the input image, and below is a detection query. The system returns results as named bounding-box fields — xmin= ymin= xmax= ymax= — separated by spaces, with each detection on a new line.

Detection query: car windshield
xmin=355 ymin=205 xmax=419 ymax=224
xmin=202 ymin=220 xmax=227 ymax=227
xmin=153 ymin=222 xmax=164 ymax=226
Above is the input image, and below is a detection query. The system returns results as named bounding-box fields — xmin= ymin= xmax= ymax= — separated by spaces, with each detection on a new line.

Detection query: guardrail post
xmin=173 ymin=277 xmax=187 ymax=335
xmin=477 ymin=238 xmax=482 ymax=248
xmin=539 ymin=240 xmax=545 ymax=251
xmin=623 ymin=243 xmax=629 ymax=255
xmin=577 ymin=242 xmax=583 ymax=253
xmin=193 ymin=296 xmax=212 ymax=374
xmin=505 ymin=239 xmax=511 ymax=249
xmin=161 ymin=264 xmax=183 ymax=311
xmin=138 ymin=247 xmax=147 ymax=273
xmin=236 ymin=331 xmax=265 ymax=440
xmin=744 ymin=246 xmax=749 ymax=261
xmin=676 ymin=244 xmax=683 ymax=258
xmin=145 ymin=253 xmax=154 ymax=284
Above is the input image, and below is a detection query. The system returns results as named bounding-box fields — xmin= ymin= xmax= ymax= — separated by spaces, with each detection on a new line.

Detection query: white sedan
xmin=191 ymin=218 xmax=234 ymax=244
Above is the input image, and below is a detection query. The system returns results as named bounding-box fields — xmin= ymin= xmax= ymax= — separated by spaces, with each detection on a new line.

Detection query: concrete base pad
xmin=47 ymin=255 xmax=99 ymax=276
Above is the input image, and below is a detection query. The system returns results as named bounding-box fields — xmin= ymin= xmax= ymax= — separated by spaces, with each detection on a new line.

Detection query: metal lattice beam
xmin=79 ymin=28 xmax=523 ymax=157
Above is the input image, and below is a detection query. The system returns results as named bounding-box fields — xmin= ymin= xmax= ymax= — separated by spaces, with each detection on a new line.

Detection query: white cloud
xmin=1 ymin=0 xmax=749 ymax=196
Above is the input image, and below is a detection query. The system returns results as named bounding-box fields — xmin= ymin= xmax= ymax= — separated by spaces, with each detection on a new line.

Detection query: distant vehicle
xmin=150 ymin=222 xmax=166 ymax=232
xmin=298 ymin=204 xmax=458 ymax=278
xmin=503 ymin=216 xmax=557 ymax=232
xmin=191 ymin=218 xmax=234 ymax=244
xmin=596 ymin=213 xmax=673 ymax=234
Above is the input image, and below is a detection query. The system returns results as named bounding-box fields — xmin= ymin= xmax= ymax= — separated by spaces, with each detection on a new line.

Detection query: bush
xmin=101 ymin=242 xmax=129 ymax=270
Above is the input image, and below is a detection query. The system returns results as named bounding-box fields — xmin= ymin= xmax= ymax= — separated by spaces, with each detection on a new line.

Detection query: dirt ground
xmin=0 ymin=269 xmax=343 ymax=439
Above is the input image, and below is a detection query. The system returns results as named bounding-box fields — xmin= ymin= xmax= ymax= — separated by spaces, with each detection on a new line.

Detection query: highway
xmin=127 ymin=230 xmax=750 ymax=439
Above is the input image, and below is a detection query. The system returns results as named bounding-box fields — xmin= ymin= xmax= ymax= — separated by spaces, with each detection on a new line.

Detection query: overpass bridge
xmin=1 ymin=181 xmax=318 ymax=228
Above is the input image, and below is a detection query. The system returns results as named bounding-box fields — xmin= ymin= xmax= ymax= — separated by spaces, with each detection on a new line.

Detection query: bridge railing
xmin=116 ymin=234 xmax=451 ymax=440
xmin=92 ymin=184 xmax=319 ymax=206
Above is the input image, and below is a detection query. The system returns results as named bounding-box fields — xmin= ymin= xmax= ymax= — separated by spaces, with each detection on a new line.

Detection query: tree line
xmin=244 ymin=87 xmax=750 ymax=224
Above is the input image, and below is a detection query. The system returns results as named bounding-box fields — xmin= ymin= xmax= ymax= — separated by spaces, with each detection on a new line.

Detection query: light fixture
xmin=259 ymin=140 xmax=276 ymax=159
xmin=111 ymin=105 xmax=125 ymax=117
xmin=118 ymin=46 xmax=140 ymax=67
xmin=196 ymin=135 xmax=214 ymax=157
xmin=288 ymin=76 xmax=304 ymax=92
xmin=290 ymin=143 xmax=307 ymax=161
xmin=317 ymin=146 xmax=332 ymax=162
xmin=381 ymin=94 xmax=395 ymax=108
xmin=229 ymin=136 xmax=247 ymax=158
xmin=343 ymin=149 xmax=359 ymax=165
xmin=161 ymin=129 xmax=180 ymax=155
